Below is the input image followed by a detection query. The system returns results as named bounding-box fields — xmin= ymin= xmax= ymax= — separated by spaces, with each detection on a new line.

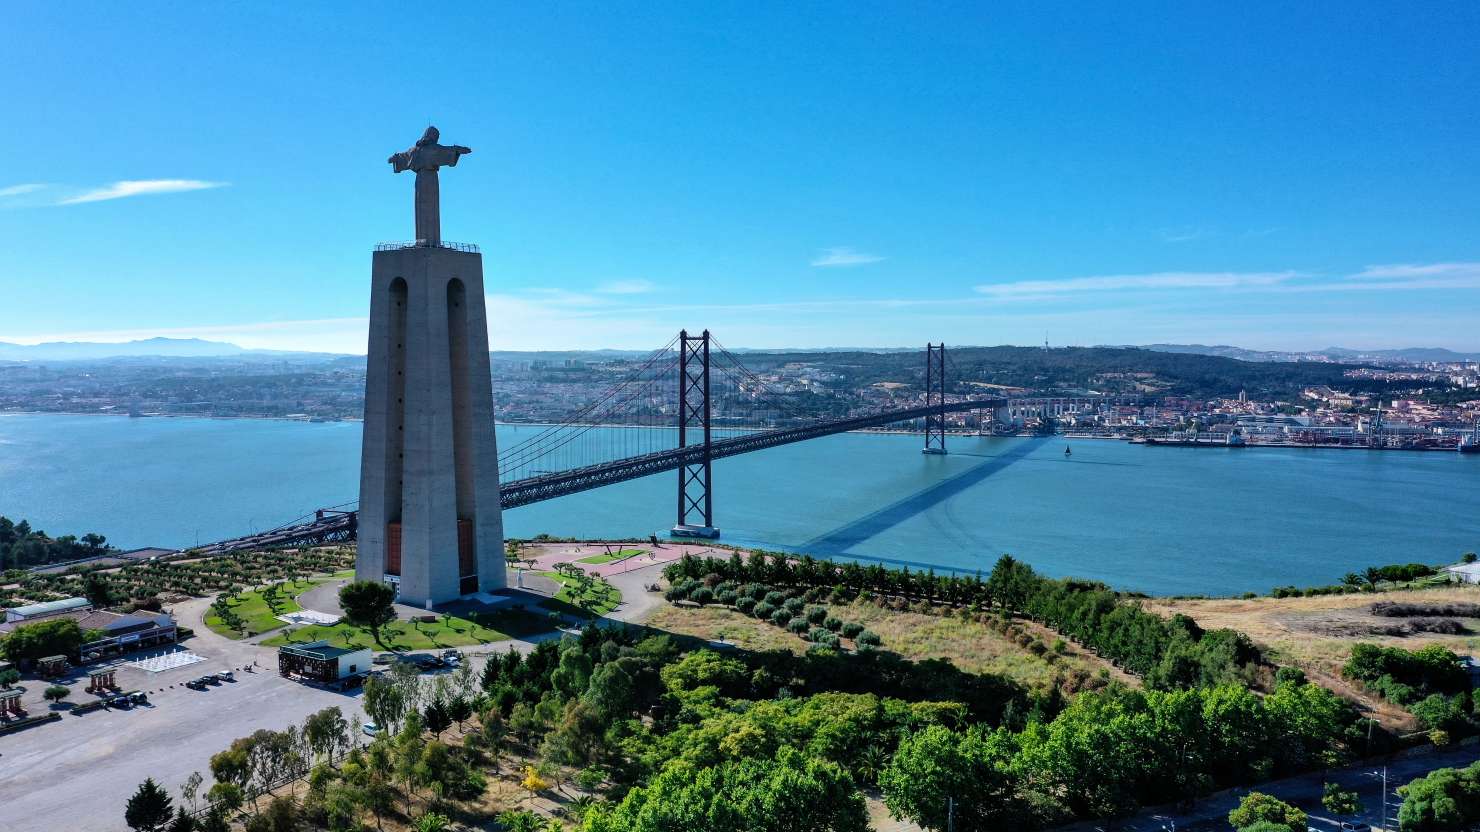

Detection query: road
xmin=1061 ymin=744 xmax=1480 ymax=832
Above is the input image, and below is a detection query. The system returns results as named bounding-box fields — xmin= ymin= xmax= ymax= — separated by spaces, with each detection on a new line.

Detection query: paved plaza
xmin=128 ymin=648 xmax=206 ymax=673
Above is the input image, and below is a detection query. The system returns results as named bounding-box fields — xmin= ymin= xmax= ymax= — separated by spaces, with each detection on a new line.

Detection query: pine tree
xmin=124 ymin=777 xmax=174 ymax=832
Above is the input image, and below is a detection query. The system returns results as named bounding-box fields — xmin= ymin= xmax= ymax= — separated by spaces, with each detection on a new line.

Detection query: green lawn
xmin=538 ymin=570 xmax=622 ymax=616
xmin=261 ymin=608 xmax=551 ymax=651
xmin=576 ymin=548 xmax=646 ymax=565
xmin=203 ymin=570 xmax=353 ymax=639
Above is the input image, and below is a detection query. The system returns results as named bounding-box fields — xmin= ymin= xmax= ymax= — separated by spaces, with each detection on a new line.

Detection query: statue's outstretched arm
xmin=453 ymin=146 xmax=473 ymax=155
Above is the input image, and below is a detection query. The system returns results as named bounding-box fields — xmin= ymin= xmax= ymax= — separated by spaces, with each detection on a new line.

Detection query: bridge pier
xmin=671 ymin=329 xmax=720 ymax=540
xmin=922 ymin=342 xmax=948 ymax=454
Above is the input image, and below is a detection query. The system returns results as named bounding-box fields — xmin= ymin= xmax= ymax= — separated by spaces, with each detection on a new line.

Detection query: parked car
xmin=130 ymin=692 xmax=148 ymax=704
xmin=441 ymin=649 xmax=459 ymax=659
xmin=110 ymin=696 xmax=132 ymax=708
xmin=185 ymin=679 xmax=205 ymax=690
xmin=202 ymin=675 xmax=221 ymax=686
xmin=362 ymin=722 xmax=381 ymax=737
xmin=215 ymin=670 xmax=234 ymax=682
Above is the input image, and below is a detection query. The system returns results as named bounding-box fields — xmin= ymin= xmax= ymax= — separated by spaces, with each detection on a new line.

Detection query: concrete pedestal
xmin=356 ymin=245 xmax=505 ymax=607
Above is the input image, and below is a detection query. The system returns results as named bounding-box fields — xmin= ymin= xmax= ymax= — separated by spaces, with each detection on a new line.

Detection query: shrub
xmin=783 ymin=597 xmax=805 ymax=614
xmin=805 ymin=606 xmax=828 ymax=625
xmin=840 ymin=622 xmax=864 ymax=639
xmin=689 ymin=587 xmax=715 ymax=606
xmin=735 ymin=597 xmax=757 ymax=615
xmin=809 ymin=627 xmax=831 ymax=642
xmin=742 ymin=584 xmax=768 ymax=601
xmin=716 ymin=589 xmax=739 ymax=606
xmin=856 ymin=630 xmax=881 ymax=647
xmin=770 ymin=609 xmax=793 ymax=626
xmin=763 ymin=592 xmax=786 ymax=607
xmin=788 ymin=618 xmax=810 ymax=635
xmin=1275 ymin=666 xmax=1308 ymax=686
xmin=752 ymin=601 xmax=777 ymax=620
xmin=824 ymin=616 xmax=844 ymax=632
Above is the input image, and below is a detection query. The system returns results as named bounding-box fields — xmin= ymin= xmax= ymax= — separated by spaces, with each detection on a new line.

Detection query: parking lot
xmin=0 ymin=649 xmax=366 ymax=832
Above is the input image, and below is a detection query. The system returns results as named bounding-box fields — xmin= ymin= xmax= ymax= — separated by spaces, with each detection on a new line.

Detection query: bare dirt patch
xmin=644 ymin=599 xmax=1131 ymax=693
xmin=1150 ymin=585 xmax=1480 ymax=730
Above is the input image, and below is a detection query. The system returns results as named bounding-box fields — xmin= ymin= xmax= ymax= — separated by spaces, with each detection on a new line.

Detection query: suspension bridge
xmin=190 ymin=331 xmax=1002 ymax=555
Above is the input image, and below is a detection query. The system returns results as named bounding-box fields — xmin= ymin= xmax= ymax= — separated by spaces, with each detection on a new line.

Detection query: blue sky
xmin=3 ymin=3 xmax=1479 ymax=353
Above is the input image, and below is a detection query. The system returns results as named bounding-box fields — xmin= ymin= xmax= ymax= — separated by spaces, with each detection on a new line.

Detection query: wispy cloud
xmin=811 ymin=247 xmax=885 ymax=268
xmin=58 ymin=179 xmax=228 ymax=205
xmin=1157 ymin=226 xmax=1210 ymax=243
xmin=975 ymin=271 xmax=1299 ymax=297
xmin=1350 ymin=262 xmax=1480 ymax=280
xmin=595 ymin=279 xmax=656 ymax=294
xmin=0 ymin=183 xmax=47 ymax=198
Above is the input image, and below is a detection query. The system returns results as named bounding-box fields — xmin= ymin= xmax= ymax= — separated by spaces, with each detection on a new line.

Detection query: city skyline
xmin=4 ymin=3 xmax=1480 ymax=352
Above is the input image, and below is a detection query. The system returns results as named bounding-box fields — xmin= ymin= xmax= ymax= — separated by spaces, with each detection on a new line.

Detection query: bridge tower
xmin=923 ymin=343 xmax=948 ymax=454
xmin=671 ymin=329 xmax=719 ymax=539
xmin=357 ymin=127 xmax=505 ymax=608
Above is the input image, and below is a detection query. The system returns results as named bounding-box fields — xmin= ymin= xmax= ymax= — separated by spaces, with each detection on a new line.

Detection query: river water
xmin=1 ymin=413 xmax=1476 ymax=596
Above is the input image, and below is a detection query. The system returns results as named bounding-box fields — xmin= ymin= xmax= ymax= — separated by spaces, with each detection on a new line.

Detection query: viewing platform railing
xmin=374 ymin=240 xmax=480 ymax=253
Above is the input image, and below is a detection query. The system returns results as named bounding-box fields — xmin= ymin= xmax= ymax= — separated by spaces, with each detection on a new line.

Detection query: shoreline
xmin=3 ymin=410 xmax=1469 ymax=452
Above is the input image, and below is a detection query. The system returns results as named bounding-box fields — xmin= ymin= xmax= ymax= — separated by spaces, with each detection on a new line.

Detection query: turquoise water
xmin=1 ymin=413 xmax=1476 ymax=596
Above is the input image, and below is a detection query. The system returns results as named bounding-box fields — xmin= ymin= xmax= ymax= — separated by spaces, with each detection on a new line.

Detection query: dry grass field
xmin=644 ymin=598 xmax=1134 ymax=693
xmin=1150 ymin=584 xmax=1480 ymax=729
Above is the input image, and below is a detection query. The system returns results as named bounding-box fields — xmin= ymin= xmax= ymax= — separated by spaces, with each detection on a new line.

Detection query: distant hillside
xmin=1320 ymin=346 xmax=1480 ymax=363
xmin=1130 ymin=343 xmax=1480 ymax=364
xmin=0 ymin=337 xmax=246 ymax=360
xmin=735 ymin=345 xmax=1385 ymax=400
xmin=0 ymin=337 xmax=348 ymax=362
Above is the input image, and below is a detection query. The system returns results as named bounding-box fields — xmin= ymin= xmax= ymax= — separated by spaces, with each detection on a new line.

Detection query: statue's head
xmin=417 ymin=126 xmax=440 ymax=147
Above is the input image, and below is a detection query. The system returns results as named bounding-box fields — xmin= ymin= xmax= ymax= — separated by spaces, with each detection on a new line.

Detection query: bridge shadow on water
xmin=796 ymin=435 xmax=1053 ymax=565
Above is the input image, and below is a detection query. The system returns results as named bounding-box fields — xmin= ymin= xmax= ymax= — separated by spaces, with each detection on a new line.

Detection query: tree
xmin=181 ymin=771 xmax=204 ymax=814
xmin=880 ymin=725 xmax=1024 ymax=831
xmin=124 ymin=777 xmax=175 ymax=832
xmin=0 ymin=668 xmax=20 ymax=688
xmin=339 ymin=581 xmax=397 ymax=646
xmin=43 ymin=684 xmax=71 ymax=703
xmin=363 ymin=674 xmax=408 ymax=734
xmin=583 ymin=746 xmax=867 ymax=832
xmin=497 ymin=810 xmax=544 ymax=832
xmin=2 ymin=617 xmax=88 ymax=662
xmin=245 ymin=796 xmax=300 ymax=832
xmin=206 ymin=782 xmax=244 ymax=817
xmin=424 ymin=699 xmax=453 ymax=738
xmin=303 ymin=706 xmax=350 ymax=765
xmin=414 ymin=813 xmax=451 ymax=832
xmin=446 ymin=696 xmax=473 ymax=732
xmin=521 ymin=764 xmax=551 ymax=799
xmin=1398 ymin=760 xmax=1480 ymax=832
xmin=1322 ymin=782 xmax=1361 ymax=817
xmin=166 ymin=807 xmax=197 ymax=832
xmin=83 ymin=571 xmax=115 ymax=608
xmin=1227 ymin=792 xmax=1307 ymax=832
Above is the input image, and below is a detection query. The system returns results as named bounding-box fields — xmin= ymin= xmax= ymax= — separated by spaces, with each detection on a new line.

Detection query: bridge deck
xmin=177 ymin=399 xmax=1000 ymax=557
